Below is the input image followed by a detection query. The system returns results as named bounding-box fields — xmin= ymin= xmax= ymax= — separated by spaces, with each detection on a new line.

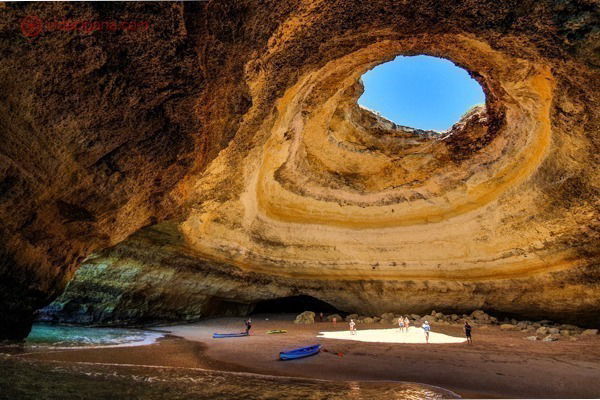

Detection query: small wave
xmin=24 ymin=324 xmax=164 ymax=349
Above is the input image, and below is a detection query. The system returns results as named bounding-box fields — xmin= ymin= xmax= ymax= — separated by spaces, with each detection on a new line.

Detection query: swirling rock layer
xmin=1 ymin=1 xmax=599 ymax=338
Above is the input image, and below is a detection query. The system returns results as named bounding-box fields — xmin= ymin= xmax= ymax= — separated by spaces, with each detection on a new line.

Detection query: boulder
xmin=582 ymin=329 xmax=598 ymax=336
xmin=542 ymin=334 xmax=560 ymax=342
xmin=294 ymin=311 xmax=315 ymax=324
xmin=526 ymin=336 xmax=538 ymax=341
xmin=560 ymin=330 xmax=570 ymax=336
xmin=470 ymin=310 xmax=492 ymax=323
xmin=362 ymin=317 xmax=375 ymax=324
xmin=536 ymin=327 xmax=549 ymax=335
xmin=345 ymin=313 xmax=359 ymax=322
xmin=548 ymin=327 xmax=560 ymax=334
xmin=450 ymin=314 xmax=459 ymax=321
xmin=410 ymin=314 xmax=421 ymax=320
xmin=560 ymin=324 xmax=579 ymax=330
xmin=326 ymin=313 xmax=342 ymax=322
xmin=380 ymin=313 xmax=395 ymax=320
xmin=500 ymin=324 xmax=519 ymax=331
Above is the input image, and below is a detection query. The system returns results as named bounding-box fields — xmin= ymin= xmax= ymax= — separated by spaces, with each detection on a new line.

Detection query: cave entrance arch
xmin=251 ymin=295 xmax=343 ymax=315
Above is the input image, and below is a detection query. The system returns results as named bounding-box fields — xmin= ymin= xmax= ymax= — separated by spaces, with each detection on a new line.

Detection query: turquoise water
xmin=25 ymin=324 xmax=164 ymax=348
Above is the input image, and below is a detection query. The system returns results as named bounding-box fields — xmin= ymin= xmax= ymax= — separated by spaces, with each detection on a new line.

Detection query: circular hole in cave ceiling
xmin=358 ymin=55 xmax=485 ymax=132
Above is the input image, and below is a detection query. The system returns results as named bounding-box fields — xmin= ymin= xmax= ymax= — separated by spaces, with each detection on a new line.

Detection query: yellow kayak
xmin=267 ymin=329 xmax=287 ymax=334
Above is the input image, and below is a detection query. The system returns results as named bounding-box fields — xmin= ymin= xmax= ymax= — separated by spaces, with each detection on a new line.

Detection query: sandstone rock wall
xmin=0 ymin=1 xmax=598 ymax=339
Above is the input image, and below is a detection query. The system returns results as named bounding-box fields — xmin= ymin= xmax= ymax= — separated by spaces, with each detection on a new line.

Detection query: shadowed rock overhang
xmin=0 ymin=1 xmax=598 ymax=339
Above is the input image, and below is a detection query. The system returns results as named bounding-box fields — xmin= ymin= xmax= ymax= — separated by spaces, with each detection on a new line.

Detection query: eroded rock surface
xmin=1 ymin=1 xmax=599 ymax=338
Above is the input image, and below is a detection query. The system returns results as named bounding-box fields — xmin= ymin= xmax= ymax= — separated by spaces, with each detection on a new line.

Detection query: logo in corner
xmin=20 ymin=16 xmax=43 ymax=38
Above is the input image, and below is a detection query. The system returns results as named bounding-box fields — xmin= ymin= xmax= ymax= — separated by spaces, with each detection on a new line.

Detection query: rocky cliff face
xmin=1 ymin=1 xmax=598 ymax=339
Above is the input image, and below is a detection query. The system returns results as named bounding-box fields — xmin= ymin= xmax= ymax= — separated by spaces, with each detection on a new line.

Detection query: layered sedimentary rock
xmin=1 ymin=1 xmax=599 ymax=338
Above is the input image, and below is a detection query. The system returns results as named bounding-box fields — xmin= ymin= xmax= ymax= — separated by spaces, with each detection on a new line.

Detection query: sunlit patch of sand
xmin=318 ymin=326 xmax=466 ymax=344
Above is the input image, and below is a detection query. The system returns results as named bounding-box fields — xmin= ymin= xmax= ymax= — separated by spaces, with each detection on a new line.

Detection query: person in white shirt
xmin=349 ymin=319 xmax=356 ymax=335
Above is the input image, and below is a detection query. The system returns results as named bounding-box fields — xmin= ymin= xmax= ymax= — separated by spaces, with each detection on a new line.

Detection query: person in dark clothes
xmin=245 ymin=318 xmax=252 ymax=334
xmin=464 ymin=320 xmax=472 ymax=344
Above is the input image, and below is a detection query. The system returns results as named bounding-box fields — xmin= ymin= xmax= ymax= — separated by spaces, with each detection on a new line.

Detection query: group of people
xmin=397 ymin=316 xmax=411 ymax=333
xmin=243 ymin=314 xmax=473 ymax=344
xmin=346 ymin=317 xmax=473 ymax=344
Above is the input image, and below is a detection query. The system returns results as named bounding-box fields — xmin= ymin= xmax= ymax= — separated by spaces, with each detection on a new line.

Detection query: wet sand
xmin=17 ymin=314 xmax=600 ymax=398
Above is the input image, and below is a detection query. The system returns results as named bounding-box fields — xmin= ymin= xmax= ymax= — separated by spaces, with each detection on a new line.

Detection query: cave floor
xmin=7 ymin=314 xmax=600 ymax=399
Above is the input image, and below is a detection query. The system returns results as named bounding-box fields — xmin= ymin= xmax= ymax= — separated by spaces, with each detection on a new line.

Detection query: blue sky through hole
xmin=358 ymin=55 xmax=485 ymax=132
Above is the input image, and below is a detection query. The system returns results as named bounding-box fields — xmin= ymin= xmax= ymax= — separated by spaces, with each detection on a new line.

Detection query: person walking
xmin=422 ymin=320 xmax=431 ymax=343
xmin=398 ymin=316 xmax=405 ymax=333
xmin=404 ymin=316 xmax=410 ymax=333
xmin=245 ymin=318 xmax=252 ymax=335
xmin=349 ymin=319 xmax=356 ymax=335
xmin=464 ymin=321 xmax=472 ymax=344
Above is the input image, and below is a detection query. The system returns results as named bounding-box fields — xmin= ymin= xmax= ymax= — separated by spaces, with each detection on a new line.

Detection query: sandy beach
xmin=16 ymin=314 xmax=600 ymax=399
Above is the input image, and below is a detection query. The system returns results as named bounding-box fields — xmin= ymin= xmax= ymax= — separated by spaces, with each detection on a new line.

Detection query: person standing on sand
xmin=333 ymin=317 xmax=337 ymax=325
xmin=464 ymin=321 xmax=472 ymax=344
xmin=349 ymin=319 xmax=356 ymax=335
xmin=422 ymin=320 xmax=431 ymax=343
xmin=398 ymin=317 xmax=405 ymax=333
xmin=245 ymin=318 xmax=252 ymax=334
xmin=319 ymin=312 xmax=324 ymax=322
xmin=404 ymin=316 xmax=410 ymax=333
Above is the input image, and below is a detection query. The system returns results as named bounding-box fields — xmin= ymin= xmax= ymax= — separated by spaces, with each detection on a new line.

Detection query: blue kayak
xmin=279 ymin=344 xmax=321 ymax=360
xmin=212 ymin=332 xmax=249 ymax=338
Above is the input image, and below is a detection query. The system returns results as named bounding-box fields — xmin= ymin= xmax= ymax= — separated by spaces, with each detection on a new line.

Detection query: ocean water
xmin=24 ymin=323 xmax=164 ymax=348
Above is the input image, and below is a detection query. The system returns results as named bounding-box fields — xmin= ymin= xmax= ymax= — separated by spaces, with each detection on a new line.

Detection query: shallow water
xmin=24 ymin=323 xmax=163 ymax=348
xmin=0 ymin=355 xmax=460 ymax=399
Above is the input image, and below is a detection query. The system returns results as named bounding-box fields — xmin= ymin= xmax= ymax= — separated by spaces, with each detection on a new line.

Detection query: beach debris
xmin=321 ymin=348 xmax=344 ymax=357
